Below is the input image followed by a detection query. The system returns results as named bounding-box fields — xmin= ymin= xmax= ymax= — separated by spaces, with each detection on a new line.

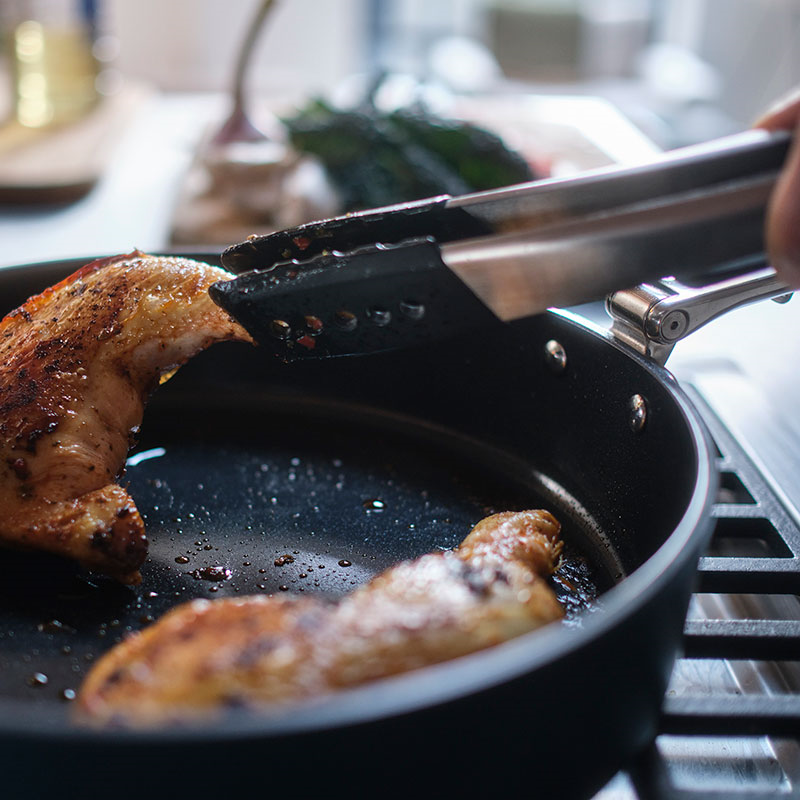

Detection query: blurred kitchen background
xmin=3 ymin=7 xmax=800 ymax=800
xmin=0 ymin=0 xmax=798 ymax=262
xmin=1 ymin=0 xmax=792 ymax=143
xmin=119 ymin=0 xmax=799 ymax=146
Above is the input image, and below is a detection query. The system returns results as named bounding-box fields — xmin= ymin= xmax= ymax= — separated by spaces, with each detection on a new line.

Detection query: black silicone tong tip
xmin=210 ymin=238 xmax=498 ymax=362
xmin=220 ymin=195 xmax=491 ymax=275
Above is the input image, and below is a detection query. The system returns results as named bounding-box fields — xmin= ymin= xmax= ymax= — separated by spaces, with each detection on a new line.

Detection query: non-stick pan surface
xmin=0 ymin=255 xmax=716 ymax=799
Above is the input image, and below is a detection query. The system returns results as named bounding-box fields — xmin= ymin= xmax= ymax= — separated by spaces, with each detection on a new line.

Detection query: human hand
xmin=755 ymin=89 xmax=800 ymax=288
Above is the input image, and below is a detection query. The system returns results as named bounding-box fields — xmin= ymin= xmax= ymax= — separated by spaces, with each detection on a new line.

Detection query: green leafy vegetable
xmin=282 ymin=98 xmax=535 ymax=211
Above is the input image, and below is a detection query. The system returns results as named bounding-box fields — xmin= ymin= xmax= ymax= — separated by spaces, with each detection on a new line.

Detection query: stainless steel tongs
xmin=210 ymin=128 xmax=792 ymax=361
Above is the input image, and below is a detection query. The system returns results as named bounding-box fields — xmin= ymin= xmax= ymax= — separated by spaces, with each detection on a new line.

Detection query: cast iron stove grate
xmin=599 ymin=389 xmax=800 ymax=799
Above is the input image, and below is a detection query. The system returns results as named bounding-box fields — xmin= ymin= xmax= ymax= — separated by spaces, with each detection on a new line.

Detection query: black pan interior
xmin=0 ymin=254 xmax=703 ymax=730
xmin=0 ymin=386 xmax=607 ymax=710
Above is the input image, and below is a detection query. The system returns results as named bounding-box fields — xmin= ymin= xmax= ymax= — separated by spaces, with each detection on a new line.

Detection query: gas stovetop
xmin=592 ymin=296 xmax=800 ymax=798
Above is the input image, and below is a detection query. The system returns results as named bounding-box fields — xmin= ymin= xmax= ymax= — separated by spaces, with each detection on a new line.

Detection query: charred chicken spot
xmin=124 ymin=534 xmax=146 ymax=557
xmin=233 ymin=636 xmax=278 ymax=669
xmin=0 ymin=378 xmax=38 ymax=415
xmin=221 ymin=694 xmax=249 ymax=709
xmin=7 ymin=457 xmax=29 ymax=480
xmin=22 ymin=416 xmax=59 ymax=453
xmin=10 ymin=308 xmax=33 ymax=322
xmin=91 ymin=530 xmax=112 ymax=552
xmin=18 ymin=368 xmax=28 ymax=380
xmin=450 ymin=558 xmax=493 ymax=598
xmin=96 ymin=323 xmax=123 ymax=342
xmin=295 ymin=609 xmax=328 ymax=633
xmin=492 ymin=567 xmax=511 ymax=585
xmin=105 ymin=667 xmax=127 ymax=687
xmin=24 ymin=432 xmax=41 ymax=452
xmin=34 ymin=341 xmax=51 ymax=359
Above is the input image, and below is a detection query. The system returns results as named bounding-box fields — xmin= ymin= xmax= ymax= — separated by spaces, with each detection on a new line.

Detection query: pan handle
xmin=606 ymin=264 xmax=791 ymax=366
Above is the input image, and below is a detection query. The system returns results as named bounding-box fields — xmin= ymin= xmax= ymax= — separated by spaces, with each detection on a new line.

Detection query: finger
xmin=765 ymin=115 xmax=800 ymax=288
xmin=754 ymin=87 xmax=800 ymax=131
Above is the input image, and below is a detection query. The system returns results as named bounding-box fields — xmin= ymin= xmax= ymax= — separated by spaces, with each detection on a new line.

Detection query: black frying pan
xmin=0 ymin=253 xmax=715 ymax=799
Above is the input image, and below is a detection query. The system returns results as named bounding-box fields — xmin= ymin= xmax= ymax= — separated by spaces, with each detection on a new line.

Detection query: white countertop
xmin=0 ymin=92 xmax=226 ymax=269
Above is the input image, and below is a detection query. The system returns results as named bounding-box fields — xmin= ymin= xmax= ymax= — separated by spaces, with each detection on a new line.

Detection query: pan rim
xmin=0 ymin=256 xmax=716 ymax=742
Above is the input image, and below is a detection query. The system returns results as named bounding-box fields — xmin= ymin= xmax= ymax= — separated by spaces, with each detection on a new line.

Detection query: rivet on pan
xmin=544 ymin=339 xmax=567 ymax=373
xmin=334 ymin=310 xmax=357 ymax=331
xmin=270 ymin=319 xmax=291 ymax=339
xmin=304 ymin=315 xmax=324 ymax=333
xmin=628 ymin=394 xmax=648 ymax=433
xmin=399 ymin=300 xmax=425 ymax=320
xmin=367 ymin=307 xmax=392 ymax=326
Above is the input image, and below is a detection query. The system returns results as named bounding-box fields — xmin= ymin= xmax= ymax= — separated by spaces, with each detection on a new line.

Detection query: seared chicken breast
xmin=79 ymin=510 xmax=564 ymax=724
xmin=0 ymin=252 xmax=251 ymax=583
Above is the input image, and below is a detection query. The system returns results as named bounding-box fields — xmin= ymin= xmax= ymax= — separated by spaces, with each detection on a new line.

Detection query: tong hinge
xmin=606 ymin=267 xmax=792 ymax=367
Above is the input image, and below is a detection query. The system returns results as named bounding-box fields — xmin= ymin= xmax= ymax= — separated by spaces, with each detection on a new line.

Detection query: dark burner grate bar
xmin=682 ymin=618 xmax=800 ymax=661
xmin=694 ymin=409 xmax=800 ymax=599
xmin=608 ymin=389 xmax=800 ymax=799
xmin=661 ymin=695 xmax=800 ymax=736
xmin=697 ymin=561 xmax=800 ymax=595
xmin=670 ymin=390 xmax=800 ymax=727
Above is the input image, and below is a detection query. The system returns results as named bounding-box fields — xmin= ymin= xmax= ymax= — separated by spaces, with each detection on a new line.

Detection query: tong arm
xmin=440 ymin=170 xmax=778 ymax=320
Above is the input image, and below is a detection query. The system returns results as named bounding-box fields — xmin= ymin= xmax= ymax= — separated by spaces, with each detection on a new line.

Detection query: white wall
xmin=698 ymin=0 xmax=800 ymax=124
xmin=104 ymin=0 xmax=369 ymax=98
xmin=653 ymin=0 xmax=800 ymax=124
xmin=100 ymin=0 xmax=800 ymax=128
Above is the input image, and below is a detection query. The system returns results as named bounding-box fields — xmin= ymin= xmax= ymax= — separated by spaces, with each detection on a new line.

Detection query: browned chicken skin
xmin=0 ymin=252 xmax=251 ymax=583
xmin=79 ymin=510 xmax=564 ymax=724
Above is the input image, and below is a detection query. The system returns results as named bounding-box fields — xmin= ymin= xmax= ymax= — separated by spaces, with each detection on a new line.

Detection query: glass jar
xmin=2 ymin=0 xmax=99 ymax=128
